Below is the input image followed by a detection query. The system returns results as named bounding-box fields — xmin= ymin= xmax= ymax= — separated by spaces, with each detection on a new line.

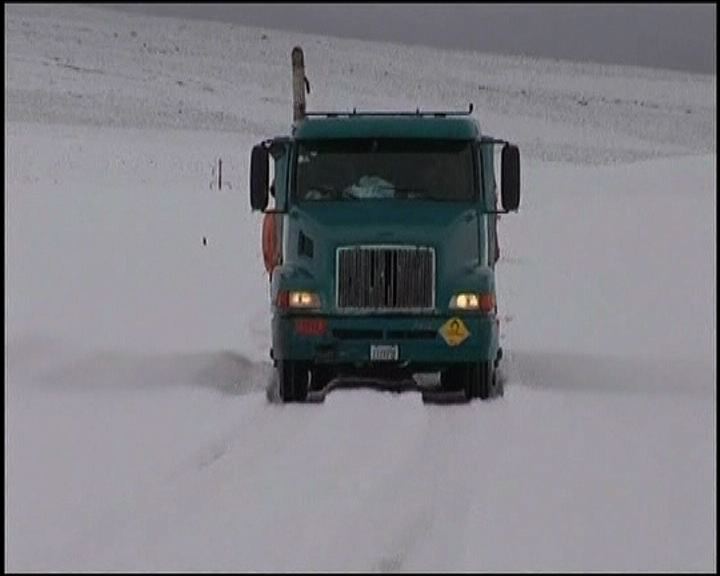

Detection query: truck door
xmin=267 ymin=138 xmax=292 ymax=276
xmin=478 ymin=142 xmax=500 ymax=265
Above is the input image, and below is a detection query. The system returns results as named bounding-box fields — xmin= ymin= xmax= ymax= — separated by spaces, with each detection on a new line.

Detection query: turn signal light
xmin=478 ymin=293 xmax=496 ymax=313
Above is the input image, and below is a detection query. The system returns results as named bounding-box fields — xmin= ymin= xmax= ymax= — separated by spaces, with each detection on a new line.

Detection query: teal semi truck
xmin=250 ymin=49 xmax=520 ymax=404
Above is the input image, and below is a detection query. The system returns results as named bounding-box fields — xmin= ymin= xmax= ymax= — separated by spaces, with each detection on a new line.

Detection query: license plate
xmin=370 ymin=344 xmax=399 ymax=362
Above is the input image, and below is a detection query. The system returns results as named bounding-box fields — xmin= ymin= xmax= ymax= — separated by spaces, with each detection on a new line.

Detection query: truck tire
xmin=494 ymin=366 xmax=504 ymax=398
xmin=473 ymin=361 xmax=493 ymax=400
xmin=443 ymin=362 xmax=497 ymax=400
xmin=278 ymin=360 xmax=309 ymax=402
xmin=440 ymin=366 xmax=465 ymax=392
xmin=311 ymin=365 xmax=334 ymax=391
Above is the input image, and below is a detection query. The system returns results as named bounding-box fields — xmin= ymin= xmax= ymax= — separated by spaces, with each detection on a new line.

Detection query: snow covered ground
xmin=5 ymin=4 xmax=716 ymax=572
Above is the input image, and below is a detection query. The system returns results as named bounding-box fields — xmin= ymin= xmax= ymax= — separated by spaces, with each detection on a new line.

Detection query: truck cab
xmin=250 ymin=111 xmax=520 ymax=403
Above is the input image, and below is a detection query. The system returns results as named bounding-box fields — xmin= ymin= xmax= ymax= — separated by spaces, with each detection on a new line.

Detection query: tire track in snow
xmin=52 ymin=392 xmax=270 ymax=571
xmin=67 ymin=391 xmax=438 ymax=571
xmin=7 ymin=340 xmax=275 ymax=570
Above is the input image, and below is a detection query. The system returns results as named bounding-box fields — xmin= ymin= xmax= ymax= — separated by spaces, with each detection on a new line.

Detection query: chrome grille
xmin=337 ymin=246 xmax=435 ymax=311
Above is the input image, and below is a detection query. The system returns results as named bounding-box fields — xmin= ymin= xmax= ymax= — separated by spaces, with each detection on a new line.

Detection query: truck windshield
xmin=295 ymin=139 xmax=476 ymax=201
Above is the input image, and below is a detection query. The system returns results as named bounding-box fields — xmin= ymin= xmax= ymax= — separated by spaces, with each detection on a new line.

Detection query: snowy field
xmin=5 ymin=4 xmax=716 ymax=572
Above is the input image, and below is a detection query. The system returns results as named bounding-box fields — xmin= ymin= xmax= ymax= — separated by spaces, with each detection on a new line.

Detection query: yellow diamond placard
xmin=439 ymin=317 xmax=470 ymax=346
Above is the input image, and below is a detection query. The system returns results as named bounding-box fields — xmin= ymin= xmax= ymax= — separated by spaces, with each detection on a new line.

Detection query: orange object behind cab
xmin=262 ymin=212 xmax=282 ymax=276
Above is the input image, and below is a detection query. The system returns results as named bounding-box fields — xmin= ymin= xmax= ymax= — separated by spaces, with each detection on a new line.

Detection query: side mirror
xmin=250 ymin=144 xmax=269 ymax=211
xmin=501 ymin=144 xmax=520 ymax=212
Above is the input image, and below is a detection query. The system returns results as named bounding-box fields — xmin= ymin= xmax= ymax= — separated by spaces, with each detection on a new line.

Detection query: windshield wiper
xmin=391 ymin=186 xmax=430 ymax=198
xmin=369 ymin=185 xmax=432 ymax=199
xmin=304 ymin=185 xmax=340 ymax=200
xmin=305 ymin=185 xmax=400 ymax=200
xmin=313 ymin=184 xmax=434 ymax=200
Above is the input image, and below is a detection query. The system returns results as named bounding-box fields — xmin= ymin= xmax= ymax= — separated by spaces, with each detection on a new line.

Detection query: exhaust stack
xmin=292 ymin=46 xmax=308 ymax=123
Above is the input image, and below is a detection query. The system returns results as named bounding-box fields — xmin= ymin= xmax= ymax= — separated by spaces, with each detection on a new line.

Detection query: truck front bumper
xmin=272 ymin=313 xmax=499 ymax=368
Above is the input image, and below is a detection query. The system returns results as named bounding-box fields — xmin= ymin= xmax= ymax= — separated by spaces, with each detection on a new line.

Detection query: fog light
xmin=295 ymin=318 xmax=327 ymax=336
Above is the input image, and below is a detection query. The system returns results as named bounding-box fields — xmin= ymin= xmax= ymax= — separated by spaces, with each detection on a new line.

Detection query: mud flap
xmin=278 ymin=375 xmax=494 ymax=404
xmin=305 ymin=390 xmax=328 ymax=403
xmin=421 ymin=388 xmax=471 ymax=404
xmin=305 ymin=376 xmax=421 ymax=403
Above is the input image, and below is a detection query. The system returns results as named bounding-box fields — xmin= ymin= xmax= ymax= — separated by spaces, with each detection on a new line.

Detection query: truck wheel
xmin=476 ymin=361 xmax=497 ymax=400
xmin=441 ymin=364 xmax=486 ymax=398
xmin=465 ymin=362 xmax=494 ymax=400
xmin=311 ymin=366 xmax=334 ymax=391
xmin=493 ymin=367 xmax=504 ymax=398
xmin=278 ymin=360 xmax=309 ymax=402
xmin=441 ymin=362 xmax=498 ymax=400
xmin=440 ymin=366 xmax=464 ymax=392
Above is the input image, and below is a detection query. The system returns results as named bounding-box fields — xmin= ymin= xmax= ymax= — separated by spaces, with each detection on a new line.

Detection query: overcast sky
xmin=103 ymin=4 xmax=716 ymax=74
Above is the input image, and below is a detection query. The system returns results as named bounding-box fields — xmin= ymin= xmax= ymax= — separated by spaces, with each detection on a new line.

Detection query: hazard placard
xmin=439 ymin=317 xmax=470 ymax=346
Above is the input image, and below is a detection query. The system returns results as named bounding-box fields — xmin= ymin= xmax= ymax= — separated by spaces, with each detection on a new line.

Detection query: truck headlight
xmin=449 ymin=292 xmax=496 ymax=313
xmin=450 ymin=293 xmax=479 ymax=309
xmin=277 ymin=290 xmax=321 ymax=309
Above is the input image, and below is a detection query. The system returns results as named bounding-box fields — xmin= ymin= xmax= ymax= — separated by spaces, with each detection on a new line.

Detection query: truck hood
xmin=286 ymin=201 xmax=489 ymax=299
